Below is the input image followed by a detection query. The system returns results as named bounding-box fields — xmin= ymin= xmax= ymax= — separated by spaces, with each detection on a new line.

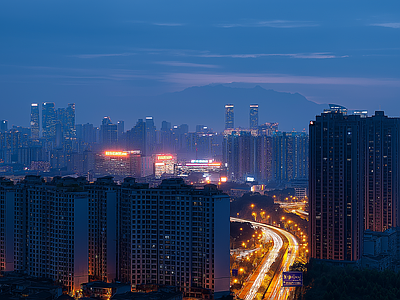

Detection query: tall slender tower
xmin=30 ymin=104 xmax=40 ymax=139
xmin=225 ymin=104 xmax=234 ymax=130
xmin=250 ymin=104 xmax=258 ymax=129
xmin=42 ymin=102 xmax=56 ymax=139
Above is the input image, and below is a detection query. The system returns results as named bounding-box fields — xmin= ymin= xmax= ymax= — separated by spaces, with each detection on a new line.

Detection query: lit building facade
xmin=225 ymin=104 xmax=234 ymax=130
xmin=42 ymin=102 xmax=56 ymax=139
xmin=95 ymin=151 xmax=141 ymax=179
xmin=250 ymin=104 xmax=258 ymax=129
xmin=309 ymin=109 xmax=400 ymax=262
xmin=176 ymin=160 xmax=222 ymax=175
xmin=118 ymin=178 xmax=230 ymax=298
xmin=1 ymin=176 xmax=230 ymax=298
xmin=154 ymin=154 xmax=177 ymax=178
xmin=30 ymin=104 xmax=40 ymax=139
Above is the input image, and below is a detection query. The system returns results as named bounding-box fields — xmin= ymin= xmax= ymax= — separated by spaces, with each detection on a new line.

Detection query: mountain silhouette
xmin=131 ymin=85 xmax=327 ymax=132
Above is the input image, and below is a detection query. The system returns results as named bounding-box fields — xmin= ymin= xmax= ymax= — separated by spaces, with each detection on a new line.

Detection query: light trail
xmin=231 ymin=217 xmax=299 ymax=300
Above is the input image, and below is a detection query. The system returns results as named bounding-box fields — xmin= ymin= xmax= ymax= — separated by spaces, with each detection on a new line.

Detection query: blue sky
xmin=1 ymin=0 xmax=400 ymax=129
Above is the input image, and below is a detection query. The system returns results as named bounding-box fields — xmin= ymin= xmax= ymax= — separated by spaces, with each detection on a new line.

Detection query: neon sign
xmin=105 ymin=151 xmax=128 ymax=156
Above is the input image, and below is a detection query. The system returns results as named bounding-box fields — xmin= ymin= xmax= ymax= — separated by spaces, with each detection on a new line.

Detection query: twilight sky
xmin=0 ymin=0 xmax=400 ymax=130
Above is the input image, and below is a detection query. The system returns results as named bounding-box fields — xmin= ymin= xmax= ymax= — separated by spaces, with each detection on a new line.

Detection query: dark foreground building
xmin=309 ymin=109 xmax=400 ymax=261
xmin=0 ymin=176 xmax=230 ymax=298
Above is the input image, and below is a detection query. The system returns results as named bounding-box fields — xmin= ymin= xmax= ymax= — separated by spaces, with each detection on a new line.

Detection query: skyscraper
xmin=42 ymin=102 xmax=56 ymax=139
xmin=30 ymin=104 xmax=40 ymax=139
xmin=250 ymin=104 xmax=259 ymax=129
xmin=118 ymin=178 xmax=230 ymax=297
xmin=225 ymin=104 xmax=234 ymax=130
xmin=100 ymin=117 xmax=118 ymax=147
xmin=145 ymin=116 xmax=156 ymax=155
xmin=0 ymin=120 xmax=7 ymax=132
xmin=363 ymin=111 xmax=400 ymax=232
xmin=309 ymin=110 xmax=363 ymax=261
xmin=117 ymin=120 xmax=124 ymax=141
xmin=309 ymin=109 xmax=400 ymax=261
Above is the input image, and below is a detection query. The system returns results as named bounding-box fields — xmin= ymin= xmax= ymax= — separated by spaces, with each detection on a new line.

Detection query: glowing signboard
xmin=220 ymin=177 xmax=228 ymax=182
xmin=186 ymin=163 xmax=221 ymax=167
xmin=157 ymin=155 xmax=173 ymax=160
xmin=282 ymin=271 xmax=303 ymax=287
xmin=105 ymin=151 xmax=128 ymax=156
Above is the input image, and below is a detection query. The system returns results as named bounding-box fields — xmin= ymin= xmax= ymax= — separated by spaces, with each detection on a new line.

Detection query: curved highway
xmin=231 ymin=217 xmax=299 ymax=300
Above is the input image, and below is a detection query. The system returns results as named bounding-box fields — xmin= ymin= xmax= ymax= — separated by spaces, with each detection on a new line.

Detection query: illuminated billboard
xmin=157 ymin=155 xmax=174 ymax=161
xmin=105 ymin=151 xmax=128 ymax=156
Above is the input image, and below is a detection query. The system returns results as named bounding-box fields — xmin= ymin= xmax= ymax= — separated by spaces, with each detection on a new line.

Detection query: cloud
xmin=152 ymin=23 xmax=184 ymax=27
xmin=74 ymin=53 xmax=136 ymax=59
xmin=155 ymin=61 xmax=219 ymax=68
xmin=196 ymin=52 xmax=348 ymax=59
xmin=125 ymin=20 xmax=184 ymax=27
xmin=218 ymin=20 xmax=318 ymax=28
xmin=371 ymin=22 xmax=400 ymax=29
xmin=162 ymin=72 xmax=400 ymax=87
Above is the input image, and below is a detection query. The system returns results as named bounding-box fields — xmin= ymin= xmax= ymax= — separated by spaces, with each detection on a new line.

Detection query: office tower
xmin=42 ymin=102 xmax=56 ymax=139
xmin=153 ymin=154 xmax=177 ymax=178
xmin=162 ymin=121 xmax=171 ymax=131
xmin=100 ymin=117 xmax=118 ymax=147
xmin=126 ymin=119 xmax=146 ymax=155
xmin=65 ymin=103 xmax=76 ymax=139
xmin=145 ymin=117 xmax=156 ymax=156
xmin=309 ymin=109 xmax=400 ymax=261
xmin=30 ymin=104 xmax=40 ymax=139
xmin=225 ymin=104 xmax=234 ymax=130
xmin=250 ymin=104 xmax=259 ymax=129
xmin=118 ymin=178 xmax=230 ymax=298
xmin=95 ymin=150 xmax=142 ymax=179
xmin=117 ymin=120 xmax=125 ymax=140
xmin=0 ymin=120 xmax=7 ymax=132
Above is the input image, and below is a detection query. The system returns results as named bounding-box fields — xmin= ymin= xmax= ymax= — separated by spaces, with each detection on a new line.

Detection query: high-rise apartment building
xmin=250 ymin=104 xmax=259 ymax=129
xmin=362 ymin=111 xmax=400 ymax=232
xmin=13 ymin=176 xmax=91 ymax=291
xmin=225 ymin=104 xmax=234 ymax=130
xmin=42 ymin=102 xmax=56 ymax=139
xmin=118 ymin=178 xmax=230 ymax=298
xmin=309 ymin=109 xmax=400 ymax=262
xmin=0 ymin=177 xmax=15 ymax=272
xmin=1 ymin=176 xmax=230 ymax=298
xmin=30 ymin=104 xmax=40 ymax=139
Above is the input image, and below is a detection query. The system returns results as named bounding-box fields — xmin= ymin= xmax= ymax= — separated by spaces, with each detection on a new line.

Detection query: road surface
xmin=231 ymin=217 xmax=299 ymax=300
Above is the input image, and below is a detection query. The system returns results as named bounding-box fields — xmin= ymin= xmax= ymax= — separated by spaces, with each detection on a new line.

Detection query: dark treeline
xmin=301 ymin=260 xmax=400 ymax=300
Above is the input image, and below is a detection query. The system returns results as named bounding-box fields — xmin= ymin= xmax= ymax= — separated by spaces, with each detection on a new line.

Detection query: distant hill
xmin=132 ymin=85 xmax=327 ymax=132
